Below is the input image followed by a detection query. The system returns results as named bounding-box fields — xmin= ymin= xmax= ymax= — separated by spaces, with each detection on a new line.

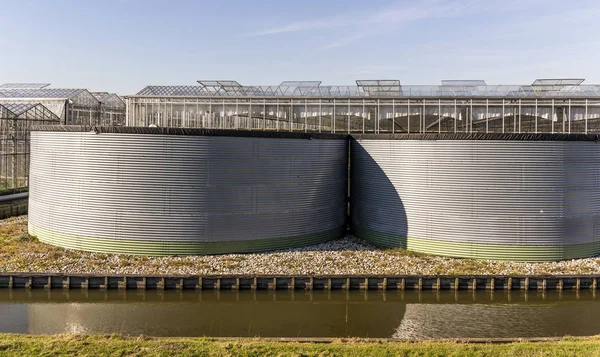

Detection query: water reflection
xmin=0 ymin=289 xmax=598 ymax=338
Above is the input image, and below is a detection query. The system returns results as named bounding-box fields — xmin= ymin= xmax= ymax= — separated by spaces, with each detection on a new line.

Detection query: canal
xmin=0 ymin=289 xmax=599 ymax=339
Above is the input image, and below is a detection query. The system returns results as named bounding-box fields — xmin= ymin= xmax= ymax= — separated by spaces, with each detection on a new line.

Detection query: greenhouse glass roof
xmin=0 ymin=102 xmax=60 ymax=120
xmin=0 ymin=83 xmax=50 ymax=89
xmin=133 ymin=78 xmax=600 ymax=98
xmin=136 ymin=86 xmax=203 ymax=96
xmin=531 ymin=78 xmax=585 ymax=86
xmin=0 ymin=103 xmax=38 ymax=115
xmin=0 ymin=88 xmax=87 ymax=99
xmin=92 ymin=92 xmax=112 ymax=101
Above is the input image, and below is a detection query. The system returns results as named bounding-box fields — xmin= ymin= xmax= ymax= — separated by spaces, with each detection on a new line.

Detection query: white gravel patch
xmin=3 ymin=216 xmax=600 ymax=275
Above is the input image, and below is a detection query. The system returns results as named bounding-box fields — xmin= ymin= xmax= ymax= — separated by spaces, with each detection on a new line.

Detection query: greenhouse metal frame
xmin=127 ymin=78 xmax=600 ymax=134
xmin=92 ymin=92 xmax=126 ymax=126
xmin=0 ymin=87 xmax=102 ymax=125
xmin=0 ymin=102 xmax=60 ymax=194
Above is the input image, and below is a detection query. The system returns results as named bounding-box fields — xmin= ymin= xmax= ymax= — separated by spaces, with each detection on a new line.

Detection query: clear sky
xmin=1 ymin=0 xmax=599 ymax=94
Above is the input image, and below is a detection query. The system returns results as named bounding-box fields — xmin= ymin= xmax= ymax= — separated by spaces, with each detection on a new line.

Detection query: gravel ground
xmin=3 ymin=215 xmax=600 ymax=275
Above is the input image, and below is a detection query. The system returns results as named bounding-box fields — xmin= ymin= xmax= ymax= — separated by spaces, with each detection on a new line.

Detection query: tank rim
xmin=31 ymin=125 xmax=348 ymax=140
xmin=351 ymin=133 xmax=600 ymax=141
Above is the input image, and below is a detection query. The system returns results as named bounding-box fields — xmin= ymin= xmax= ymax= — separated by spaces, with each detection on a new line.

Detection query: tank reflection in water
xmin=0 ymin=289 xmax=599 ymax=338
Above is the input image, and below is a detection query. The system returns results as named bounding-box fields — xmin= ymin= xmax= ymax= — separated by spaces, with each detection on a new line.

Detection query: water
xmin=0 ymin=289 xmax=599 ymax=339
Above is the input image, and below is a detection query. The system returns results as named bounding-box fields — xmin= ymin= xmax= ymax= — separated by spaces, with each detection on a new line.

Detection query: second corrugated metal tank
xmin=28 ymin=127 xmax=348 ymax=255
xmin=351 ymin=134 xmax=600 ymax=262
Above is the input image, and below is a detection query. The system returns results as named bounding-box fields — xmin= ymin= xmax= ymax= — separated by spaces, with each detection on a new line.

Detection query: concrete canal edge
xmin=1 ymin=273 xmax=599 ymax=291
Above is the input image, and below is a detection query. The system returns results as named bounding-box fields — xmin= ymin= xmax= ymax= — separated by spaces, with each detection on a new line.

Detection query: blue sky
xmin=1 ymin=0 xmax=599 ymax=94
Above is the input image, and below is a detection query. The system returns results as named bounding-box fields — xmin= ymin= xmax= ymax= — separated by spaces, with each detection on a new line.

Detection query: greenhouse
xmin=0 ymin=102 xmax=59 ymax=194
xmin=0 ymin=84 xmax=102 ymax=125
xmin=127 ymin=78 xmax=600 ymax=134
xmin=92 ymin=92 xmax=126 ymax=126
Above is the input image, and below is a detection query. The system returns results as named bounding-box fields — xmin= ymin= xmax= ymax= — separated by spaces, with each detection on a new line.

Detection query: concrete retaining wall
xmin=1 ymin=274 xmax=597 ymax=291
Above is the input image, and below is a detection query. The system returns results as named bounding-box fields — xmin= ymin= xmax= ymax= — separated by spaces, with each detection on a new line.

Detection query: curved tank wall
xmin=28 ymin=127 xmax=348 ymax=255
xmin=351 ymin=133 xmax=600 ymax=261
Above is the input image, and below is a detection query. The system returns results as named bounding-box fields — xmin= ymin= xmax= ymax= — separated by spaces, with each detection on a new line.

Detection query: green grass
xmin=386 ymin=247 xmax=432 ymax=258
xmin=1 ymin=334 xmax=600 ymax=356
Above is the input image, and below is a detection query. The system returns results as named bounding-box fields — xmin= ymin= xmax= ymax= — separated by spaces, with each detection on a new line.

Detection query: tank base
xmin=29 ymin=223 xmax=345 ymax=256
xmin=351 ymin=224 xmax=600 ymax=262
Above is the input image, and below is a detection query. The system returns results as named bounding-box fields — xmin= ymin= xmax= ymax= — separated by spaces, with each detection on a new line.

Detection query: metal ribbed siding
xmin=28 ymin=130 xmax=348 ymax=255
xmin=351 ymin=138 xmax=600 ymax=261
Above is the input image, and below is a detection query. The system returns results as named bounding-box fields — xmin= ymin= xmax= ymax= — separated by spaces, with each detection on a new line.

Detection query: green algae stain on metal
xmin=29 ymin=223 xmax=345 ymax=256
xmin=352 ymin=224 xmax=600 ymax=262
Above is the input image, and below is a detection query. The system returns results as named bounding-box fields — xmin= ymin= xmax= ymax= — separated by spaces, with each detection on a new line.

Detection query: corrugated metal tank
xmin=351 ymin=134 xmax=600 ymax=261
xmin=28 ymin=127 xmax=348 ymax=255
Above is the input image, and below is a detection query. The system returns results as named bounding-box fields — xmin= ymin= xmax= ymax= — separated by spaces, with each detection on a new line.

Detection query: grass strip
xmin=1 ymin=334 xmax=600 ymax=357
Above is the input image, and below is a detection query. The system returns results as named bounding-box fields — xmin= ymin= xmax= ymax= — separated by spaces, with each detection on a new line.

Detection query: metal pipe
xmin=0 ymin=192 xmax=28 ymax=203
